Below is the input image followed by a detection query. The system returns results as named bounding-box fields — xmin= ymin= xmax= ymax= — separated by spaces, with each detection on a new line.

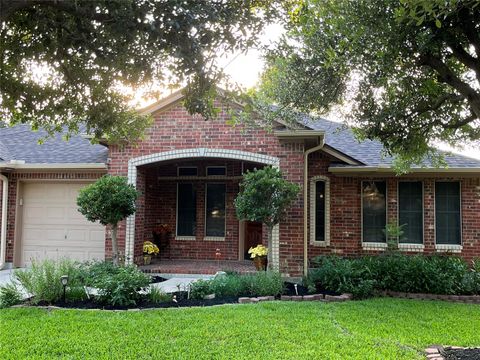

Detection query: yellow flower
xmin=248 ymin=245 xmax=268 ymax=258
xmin=143 ymin=241 xmax=159 ymax=255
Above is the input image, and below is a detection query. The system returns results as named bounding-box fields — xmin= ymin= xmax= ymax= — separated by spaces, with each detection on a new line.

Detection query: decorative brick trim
xmin=435 ymin=244 xmax=463 ymax=253
xmin=383 ymin=291 xmax=480 ymax=304
xmin=398 ymin=243 xmax=425 ymax=252
xmin=362 ymin=242 xmax=388 ymax=251
xmin=309 ymin=175 xmax=330 ymax=247
xmin=125 ymin=148 xmax=281 ymax=270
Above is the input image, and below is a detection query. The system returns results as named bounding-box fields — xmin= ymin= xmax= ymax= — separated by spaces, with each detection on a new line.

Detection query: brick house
xmin=0 ymin=89 xmax=479 ymax=276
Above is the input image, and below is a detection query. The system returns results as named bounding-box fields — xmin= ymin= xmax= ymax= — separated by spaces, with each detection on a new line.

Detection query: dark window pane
xmin=177 ymin=183 xmax=196 ymax=236
xmin=178 ymin=167 xmax=197 ymax=176
xmin=435 ymin=182 xmax=461 ymax=245
xmin=315 ymin=181 xmax=325 ymax=241
xmin=398 ymin=182 xmax=423 ymax=244
xmin=207 ymin=167 xmax=226 ymax=176
xmin=362 ymin=181 xmax=387 ymax=243
xmin=206 ymin=183 xmax=226 ymax=237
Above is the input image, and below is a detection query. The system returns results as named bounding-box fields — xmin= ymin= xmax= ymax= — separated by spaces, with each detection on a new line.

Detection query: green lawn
xmin=1 ymin=298 xmax=479 ymax=359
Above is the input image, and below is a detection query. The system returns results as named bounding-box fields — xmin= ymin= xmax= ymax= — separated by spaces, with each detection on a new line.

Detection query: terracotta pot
xmin=143 ymin=254 xmax=152 ymax=265
xmin=253 ymin=256 xmax=267 ymax=271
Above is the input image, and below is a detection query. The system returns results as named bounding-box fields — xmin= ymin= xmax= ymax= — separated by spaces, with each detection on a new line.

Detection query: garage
xmin=19 ymin=182 xmax=105 ymax=266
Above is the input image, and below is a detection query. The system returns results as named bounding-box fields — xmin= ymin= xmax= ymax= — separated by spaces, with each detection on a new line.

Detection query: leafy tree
xmin=235 ymin=166 xmax=300 ymax=267
xmin=77 ymin=176 xmax=139 ymax=266
xmin=0 ymin=0 xmax=277 ymax=142
xmin=256 ymin=0 xmax=480 ymax=168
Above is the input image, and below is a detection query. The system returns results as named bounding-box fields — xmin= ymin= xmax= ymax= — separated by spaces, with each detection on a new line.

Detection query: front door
xmin=244 ymin=221 xmax=263 ymax=260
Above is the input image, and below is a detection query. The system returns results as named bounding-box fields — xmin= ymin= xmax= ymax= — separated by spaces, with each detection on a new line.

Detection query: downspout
xmin=303 ymin=138 xmax=325 ymax=277
xmin=0 ymin=174 xmax=8 ymax=269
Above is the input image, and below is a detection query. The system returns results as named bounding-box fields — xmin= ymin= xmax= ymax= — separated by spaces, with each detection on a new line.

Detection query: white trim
xmin=329 ymin=166 xmax=480 ymax=174
xmin=0 ymin=163 xmax=107 ymax=170
xmin=0 ymin=175 xmax=8 ymax=269
xmin=435 ymin=244 xmax=463 ymax=252
xmin=398 ymin=243 xmax=425 ymax=252
xmin=204 ymin=183 xmax=227 ymax=239
xmin=203 ymin=236 xmax=225 ymax=242
xmin=362 ymin=242 xmax=388 ymax=250
xmin=397 ymin=180 xmax=424 ymax=247
xmin=175 ymin=236 xmax=196 ymax=241
xmin=434 ymin=180 xmax=462 ymax=247
xmin=361 ymin=180 xmax=388 ymax=246
xmin=309 ymin=175 xmax=330 ymax=247
xmin=125 ymin=148 xmax=281 ymax=269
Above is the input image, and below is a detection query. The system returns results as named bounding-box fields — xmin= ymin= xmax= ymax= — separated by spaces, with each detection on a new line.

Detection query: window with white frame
xmin=435 ymin=181 xmax=461 ymax=245
xmin=205 ymin=183 xmax=226 ymax=237
xmin=310 ymin=176 xmax=330 ymax=244
xmin=362 ymin=181 xmax=387 ymax=243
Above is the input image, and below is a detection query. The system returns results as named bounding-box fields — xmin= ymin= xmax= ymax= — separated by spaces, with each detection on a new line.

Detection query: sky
xmin=217 ymin=27 xmax=480 ymax=161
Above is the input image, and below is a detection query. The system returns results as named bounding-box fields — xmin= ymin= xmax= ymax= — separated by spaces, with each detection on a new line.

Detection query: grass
xmin=1 ymin=298 xmax=479 ymax=359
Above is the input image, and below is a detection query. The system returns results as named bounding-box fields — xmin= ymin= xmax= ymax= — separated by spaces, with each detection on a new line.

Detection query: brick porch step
xmin=140 ymin=259 xmax=257 ymax=275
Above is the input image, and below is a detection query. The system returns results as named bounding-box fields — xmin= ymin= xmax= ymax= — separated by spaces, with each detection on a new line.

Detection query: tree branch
xmin=418 ymin=53 xmax=480 ymax=119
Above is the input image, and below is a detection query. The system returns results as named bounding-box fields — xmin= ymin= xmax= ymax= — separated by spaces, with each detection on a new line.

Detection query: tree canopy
xmin=0 ymin=0 xmax=276 ymax=143
xmin=77 ymin=175 xmax=139 ymax=265
xmin=257 ymin=0 xmax=480 ymax=167
xmin=235 ymin=166 xmax=299 ymax=266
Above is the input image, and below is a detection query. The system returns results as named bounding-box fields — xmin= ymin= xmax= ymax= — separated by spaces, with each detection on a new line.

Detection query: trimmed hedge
xmin=307 ymin=255 xmax=480 ymax=299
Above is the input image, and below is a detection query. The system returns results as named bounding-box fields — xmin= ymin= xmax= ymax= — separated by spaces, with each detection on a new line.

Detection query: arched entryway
xmin=125 ymin=148 xmax=281 ymax=270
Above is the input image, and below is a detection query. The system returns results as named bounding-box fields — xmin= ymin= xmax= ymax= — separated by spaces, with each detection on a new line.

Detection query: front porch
xmin=140 ymin=259 xmax=257 ymax=275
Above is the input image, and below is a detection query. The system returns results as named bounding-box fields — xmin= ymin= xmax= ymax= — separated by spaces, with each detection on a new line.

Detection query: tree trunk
xmin=267 ymin=226 xmax=273 ymax=270
xmin=111 ymin=223 xmax=119 ymax=266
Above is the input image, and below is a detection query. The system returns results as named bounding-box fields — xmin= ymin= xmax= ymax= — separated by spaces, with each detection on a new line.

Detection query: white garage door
xmin=21 ymin=182 xmax=105 ymax=266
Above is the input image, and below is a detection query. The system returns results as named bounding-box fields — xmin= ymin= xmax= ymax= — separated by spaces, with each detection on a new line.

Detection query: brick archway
xmin=125 ymin=148 xmax=281 ymax=269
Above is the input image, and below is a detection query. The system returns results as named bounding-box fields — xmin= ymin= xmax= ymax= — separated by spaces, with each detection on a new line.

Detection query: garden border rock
xmin=240 ymin=293 xmax=352 ymax=304
xmin=382 ymin=291 xmax=480 ymax=304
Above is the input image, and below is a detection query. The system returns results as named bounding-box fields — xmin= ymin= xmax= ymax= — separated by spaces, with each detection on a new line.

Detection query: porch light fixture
xmin=363 ymin=182 xmax=380 ymax=199
xmin=60 ymin=275 xmax=69 ymax=303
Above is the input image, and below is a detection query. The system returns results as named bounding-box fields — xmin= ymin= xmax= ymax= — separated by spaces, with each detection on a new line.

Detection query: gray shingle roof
xmin=0 ymin=125 xmax=108 ymax=164
xmin=306 ymin=117 xmax=480 ymax=168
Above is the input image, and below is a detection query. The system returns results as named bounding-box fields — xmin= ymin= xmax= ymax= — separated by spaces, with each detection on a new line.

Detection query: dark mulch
xmin=442 ymin=347 xmax=480 ymax=360
xmin=283 ymin=282 xmax=340 ymax=297
xmin=30 ymin=281 xmax=339 ymax=310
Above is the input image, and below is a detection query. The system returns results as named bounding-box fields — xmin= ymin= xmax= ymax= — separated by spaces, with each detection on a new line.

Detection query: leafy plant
xmin=383 ymin=222 xmax=405 ymax=251
xmin=14 ymin=259 xmax=86 ymax=304
xmin=148 ymin=287 xmax=172 ymax=304
xmin=77 ymin=176 xmax=139 ymax=265
xmin=85 ymin=264 xmax=151 ymax=307
xmin=190 ymin=280 xmax=213 ymax=300
xmin=0 ymin=283 xmax=22 ymax=308
xmin=309 ymin=254 xmax=478 ymax=299
xmin=235 ymin=167 xmax=300 ymax=267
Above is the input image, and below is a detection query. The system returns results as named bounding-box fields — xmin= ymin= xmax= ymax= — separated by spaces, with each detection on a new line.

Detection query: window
xmin=176 ymin=183 xmax=196 ymax=237
xmin=178 ymin=167 xmax=197 ymax=176
xmin=435 ymin=181 xmax=461 ymax=245
xmin=310 ymin=176 xmax=330 ymax=245
xmin=398 ymin=182 xmax=423 ymax=244
xmin=206 ymin=166 xmax=226 ymax=176
xmin=205 ymin=183 xmax=226 ymax=237
xmin=362 ymin=181 xmax=387 ymax=243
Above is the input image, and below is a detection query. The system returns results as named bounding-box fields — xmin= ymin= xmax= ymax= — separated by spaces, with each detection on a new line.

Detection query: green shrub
xmin=14 ymin=259 xmax=86 ymax=304
xmin=0 ymin=283 xmax=22 ymax=308
xmin=85 ymin=263 xmax=151 ymax=307
xmin=148 ymin=287 xmax=172 ymax=304
xmin=191 ymin=272 xmax=283 ymax=299
xmin=309 ymin=254 xmax=479 ymax=299
xmin=246 ymin=271 xmax=283 ymax=297
xmin=190 ymin=279 xmax=214 ymax=300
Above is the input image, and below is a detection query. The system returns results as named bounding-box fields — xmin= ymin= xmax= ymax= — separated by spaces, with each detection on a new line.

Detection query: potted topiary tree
xmin=77 ymin=175 xmax=139 ymax=266
xmin=235 ymin=166 xmax=300 ymax=269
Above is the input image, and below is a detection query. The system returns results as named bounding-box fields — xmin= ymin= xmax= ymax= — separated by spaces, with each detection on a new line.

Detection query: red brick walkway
xmin=141 ymin=259 xmax=257 ymax=275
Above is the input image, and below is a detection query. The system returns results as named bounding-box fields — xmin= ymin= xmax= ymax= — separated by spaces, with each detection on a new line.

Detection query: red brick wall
xmin=107 ymin=100 xmax=306 ymax=273
xmin=2 ymin=171 xmax=105 ymax=264
xmin=307 ymin=152 xmax=480 ymax=265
